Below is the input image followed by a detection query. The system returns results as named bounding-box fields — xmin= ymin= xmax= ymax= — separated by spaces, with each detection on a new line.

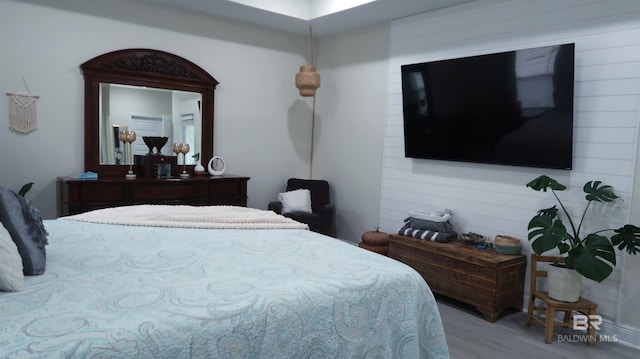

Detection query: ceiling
xmin=131 ymin=0 xmax=474 ymax=37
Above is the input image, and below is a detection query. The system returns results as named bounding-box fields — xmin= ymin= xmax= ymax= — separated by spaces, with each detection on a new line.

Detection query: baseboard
xmin=601 ymin=320 xmax=640 ymax=350
xmin=521 ymin=296 xmax=640 ymax=349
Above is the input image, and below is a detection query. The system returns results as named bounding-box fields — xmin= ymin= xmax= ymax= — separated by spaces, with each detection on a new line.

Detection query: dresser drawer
xmin=58 ymin=176 xmax=250 ymax=216
xmin=75 ymin=182 xmax=125 ymax=203
xmin=130 ymin=182 xmax=209 ymax=201
xmin=210 ymin=181 xmax=243 ymax=196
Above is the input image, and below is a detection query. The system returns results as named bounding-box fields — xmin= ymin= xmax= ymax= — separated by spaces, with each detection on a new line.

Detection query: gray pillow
xmin=0 ymin=187 xmax=48 ymax=275
xmin=0 ymin=222 xmax=24 ymax=291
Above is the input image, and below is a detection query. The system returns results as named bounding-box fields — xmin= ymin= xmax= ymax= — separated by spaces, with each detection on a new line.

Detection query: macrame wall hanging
xmin=6 ymin=77 xmax=40 ymax=134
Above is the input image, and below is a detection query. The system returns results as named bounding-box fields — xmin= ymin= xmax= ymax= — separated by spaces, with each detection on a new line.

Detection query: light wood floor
xmin=436 ymin=295 xmax=640 ymax=359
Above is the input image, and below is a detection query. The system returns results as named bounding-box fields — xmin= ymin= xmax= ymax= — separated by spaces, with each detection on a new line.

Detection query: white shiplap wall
xmin=381 ymin=0 xmax=640 ymax=326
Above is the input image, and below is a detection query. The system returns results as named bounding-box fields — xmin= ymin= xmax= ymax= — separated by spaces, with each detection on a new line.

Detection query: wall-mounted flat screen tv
xmin=401 ymin=43 xmax=574 ymax=169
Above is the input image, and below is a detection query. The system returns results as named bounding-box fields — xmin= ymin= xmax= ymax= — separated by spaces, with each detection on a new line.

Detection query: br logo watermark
xmin=556 ymin=314 xmax=618 ymax=343
xmin=573 ymin=314 xmax=602 ymax=331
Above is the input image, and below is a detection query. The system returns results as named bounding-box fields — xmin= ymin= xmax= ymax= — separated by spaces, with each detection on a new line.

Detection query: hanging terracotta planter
xmin=295 ymin=65 xmax=320 ymax=97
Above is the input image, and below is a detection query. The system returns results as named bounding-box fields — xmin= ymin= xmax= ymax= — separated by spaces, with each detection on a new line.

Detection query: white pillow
xmin=0 ymin=222 xmax=24 ymax=292
xmin=278 ymin=189 xmax=312 ymax=214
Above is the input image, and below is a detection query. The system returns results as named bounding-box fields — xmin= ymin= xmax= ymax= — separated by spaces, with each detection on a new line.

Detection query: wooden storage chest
xmin=388 ymin=234 xmax=526 ymax=322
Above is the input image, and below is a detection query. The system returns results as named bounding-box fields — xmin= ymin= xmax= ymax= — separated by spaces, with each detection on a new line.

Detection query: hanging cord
xmin=308 ymin=26 xmax=316 ymax=179
xmin=6 ymin=76 xmax=39 ymax=98
xmin=309 ymin=95 xmax=316 ymax=179
xmin=307 ymin=27 xmax=314 ymax=65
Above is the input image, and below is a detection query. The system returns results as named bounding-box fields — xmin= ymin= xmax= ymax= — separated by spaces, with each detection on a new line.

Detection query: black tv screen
xmin=401 ymin=43 xmax=574 ymax=169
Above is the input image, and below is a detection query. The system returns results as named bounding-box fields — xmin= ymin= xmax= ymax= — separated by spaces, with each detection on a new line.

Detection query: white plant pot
xmin=547 ymin=264 xmax=582 ymax=302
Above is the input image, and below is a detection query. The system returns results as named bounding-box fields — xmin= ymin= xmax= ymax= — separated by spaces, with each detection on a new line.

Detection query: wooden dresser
xmin=57 ymin=175 xmax=249 ymax=216
xmin=388 ymin=234 xmax=526 ymax=322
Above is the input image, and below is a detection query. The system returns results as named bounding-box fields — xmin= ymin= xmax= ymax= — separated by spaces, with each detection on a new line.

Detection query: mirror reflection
xmin=99 ymin=83 xmax=202 ymax=165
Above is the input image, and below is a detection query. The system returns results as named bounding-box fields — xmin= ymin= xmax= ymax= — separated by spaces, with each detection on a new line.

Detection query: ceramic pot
xmin=547 ymin=264 xmax=582 ymax=302
xmin=194 ymin=161 xmax=205 ymax=176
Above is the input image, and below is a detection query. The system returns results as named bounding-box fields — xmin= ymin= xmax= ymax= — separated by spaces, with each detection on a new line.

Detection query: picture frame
xmin=156 ymin=163 xmax=172 ymax=179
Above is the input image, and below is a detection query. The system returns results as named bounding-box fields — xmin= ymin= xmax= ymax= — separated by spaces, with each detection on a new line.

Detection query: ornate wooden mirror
xmin=81 ymin=49 xmax=218 ymax=176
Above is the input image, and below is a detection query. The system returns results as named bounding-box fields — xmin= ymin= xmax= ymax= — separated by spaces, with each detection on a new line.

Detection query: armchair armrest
xmin=321 ymin=204 xmax=337 ymax=238
xmin=268 ymin=201 xmax=283 ymax=214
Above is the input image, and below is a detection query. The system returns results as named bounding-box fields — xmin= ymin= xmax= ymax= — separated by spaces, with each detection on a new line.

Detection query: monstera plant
xmin=527 ymin=175 xmax=640 ymax=283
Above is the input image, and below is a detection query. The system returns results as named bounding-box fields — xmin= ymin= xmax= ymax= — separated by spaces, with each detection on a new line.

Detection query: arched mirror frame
xmin=81 ymin=48 xmax=219 ymax=177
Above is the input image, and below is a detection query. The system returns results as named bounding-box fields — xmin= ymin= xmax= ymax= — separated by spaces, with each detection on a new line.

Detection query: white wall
xmin=313 ymin=24 xmax=390 ymax=244
xmin=0 ymin=0 xmax=390 ymax=245
xmin=381 ymin=0 xmax=640 ymax=344
xmin=0 ymin=0 xmax=310 ymax=217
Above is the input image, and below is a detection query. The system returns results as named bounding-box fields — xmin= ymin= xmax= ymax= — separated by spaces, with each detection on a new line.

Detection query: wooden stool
xmin=525 ymin=254 xmax=598 ymax=345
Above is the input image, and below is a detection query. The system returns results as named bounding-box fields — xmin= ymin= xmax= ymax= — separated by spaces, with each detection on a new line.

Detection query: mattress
xmin=1 ymin=206 xmax=449 ymax=358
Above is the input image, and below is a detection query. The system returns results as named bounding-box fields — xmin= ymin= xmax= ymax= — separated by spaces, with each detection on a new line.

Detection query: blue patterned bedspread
xmin=1 ymin=219 xmax=449 ymax=358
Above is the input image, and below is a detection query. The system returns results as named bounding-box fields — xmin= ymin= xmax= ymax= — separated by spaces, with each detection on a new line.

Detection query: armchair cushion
xmin=286 ymin=178 xmax=329 ymax=214
xmin=277 ymin=189 xmax=312 ymax=214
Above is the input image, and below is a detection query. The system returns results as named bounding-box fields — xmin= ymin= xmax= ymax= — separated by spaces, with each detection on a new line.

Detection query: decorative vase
xmin=194 ymin=161 xmax=205 ymax=176
xmin=142 ymin=136 xmax=155 ymax=154
xmin=547 ymin=264 xmax=582 ymax=302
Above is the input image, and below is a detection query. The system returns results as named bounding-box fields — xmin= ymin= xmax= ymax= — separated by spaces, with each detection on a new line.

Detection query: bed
xmin=1 ymin=205 xmax=449 ymax=358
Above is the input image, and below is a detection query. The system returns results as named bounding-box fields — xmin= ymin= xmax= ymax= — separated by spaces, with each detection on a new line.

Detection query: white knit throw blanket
xmin=61 ymin=205 xmax=309 ymax=230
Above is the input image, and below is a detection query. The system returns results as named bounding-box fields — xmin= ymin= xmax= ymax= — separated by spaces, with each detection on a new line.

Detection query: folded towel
xmin=403 ymin=216 xmax=453 ymax=233
xmin=398 ymin=222 xmax=457 ymax=243
xmin=71 ymin=171 xmax=98 ymax=180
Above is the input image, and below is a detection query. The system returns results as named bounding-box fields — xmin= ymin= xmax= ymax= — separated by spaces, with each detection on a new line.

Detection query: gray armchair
xmin=268 ymin=178 xmax=336 ymax=238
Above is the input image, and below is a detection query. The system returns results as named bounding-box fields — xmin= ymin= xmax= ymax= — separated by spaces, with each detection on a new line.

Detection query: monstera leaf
xmin=565 ymin=234 xmax=615 ymax=282
xmin=526 ymin=175 xmax=567 ymax=192
xmin=528 ymin=214 xmax=567 ymax=254
xmin=526 ymin=175 xmax=640 ymax=283
xmin=584 ymin=181 xmax=619 ymax=202
xmin=611 ymin=225 xmax=640 ymax=255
